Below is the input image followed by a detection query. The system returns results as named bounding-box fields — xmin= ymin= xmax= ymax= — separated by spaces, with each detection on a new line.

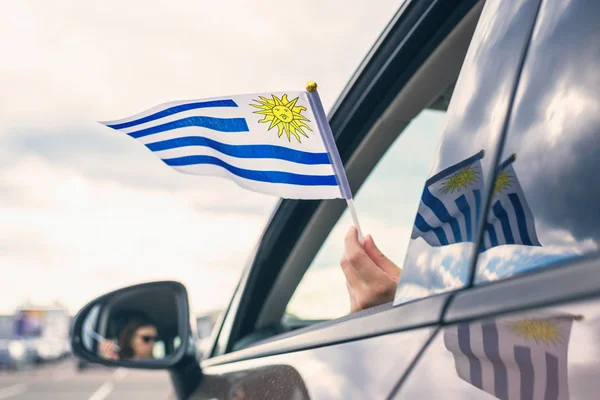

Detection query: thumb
xmin=364 ymin=235 xmax=401 ymax=281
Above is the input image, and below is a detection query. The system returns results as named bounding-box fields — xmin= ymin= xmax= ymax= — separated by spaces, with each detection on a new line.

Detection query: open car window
xmin=284 ymin=109 xmax=447 ymax=321
xmin=218 ymin=1 xmax=487 ymax=355
xmin=273 ymin=1 xmax=487 ymax=326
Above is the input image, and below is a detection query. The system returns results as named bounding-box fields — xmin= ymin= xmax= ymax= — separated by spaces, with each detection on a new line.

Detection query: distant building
xmin=0 ymin=315 xmax=12 ymax=339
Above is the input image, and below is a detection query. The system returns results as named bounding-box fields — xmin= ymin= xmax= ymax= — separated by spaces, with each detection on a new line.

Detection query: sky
xmin=0 ymin=0 xmax=407 ymax=315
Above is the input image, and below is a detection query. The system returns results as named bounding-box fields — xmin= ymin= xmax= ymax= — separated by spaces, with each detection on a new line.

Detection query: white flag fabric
xmin=481 ymin=154 xmax=541 ymax=251
xmin=101 ymin=91 xmax=350 ymax=199
xmin=444 ymin=314 xmax=576 ymax=400
xmin=411 ymin=150 xmax=485 ymax=246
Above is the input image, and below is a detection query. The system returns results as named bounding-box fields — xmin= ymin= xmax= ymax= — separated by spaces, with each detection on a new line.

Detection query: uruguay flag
xmin=444 ymin=314 xmax=577 ymax=400
xmin=411 ymin=150 xmax=485 ymax=246
xmin=481 ymin=154 xmax=541 ymax=251
xmin=101 ymin=87 xmax=351 ymax=200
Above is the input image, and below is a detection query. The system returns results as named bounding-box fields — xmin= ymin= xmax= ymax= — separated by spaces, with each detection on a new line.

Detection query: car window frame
xmin=205 ymin=0 xmax=483 ymax=360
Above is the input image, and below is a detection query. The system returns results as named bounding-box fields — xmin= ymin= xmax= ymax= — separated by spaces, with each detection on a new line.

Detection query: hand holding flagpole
xmin=305 ymin=81 xmax=365 ymax=244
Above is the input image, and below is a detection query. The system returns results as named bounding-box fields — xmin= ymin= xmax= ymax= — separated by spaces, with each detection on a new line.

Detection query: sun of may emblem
xmin=250 ymin=94 xmax=312 ymax=143
xmin=493 ymin=170 xmax=513 ymax=194
xmin=511 ymin=319 xmax=561 ymax=346
xmin=441 ymin=167 xmax=479 ymax=194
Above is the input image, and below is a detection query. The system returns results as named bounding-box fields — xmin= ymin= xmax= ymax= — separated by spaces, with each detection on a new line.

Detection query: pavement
xmin=0 ymin=358 xmax=174 ymax=400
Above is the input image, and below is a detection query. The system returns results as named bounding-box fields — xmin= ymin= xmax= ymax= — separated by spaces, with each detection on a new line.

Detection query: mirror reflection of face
xmin=131 ymin=325 xmax=158 ymax=360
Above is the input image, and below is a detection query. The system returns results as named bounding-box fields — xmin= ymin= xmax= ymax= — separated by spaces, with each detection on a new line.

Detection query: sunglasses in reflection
xmin=137 ymin=334 xmax=159 ymax=343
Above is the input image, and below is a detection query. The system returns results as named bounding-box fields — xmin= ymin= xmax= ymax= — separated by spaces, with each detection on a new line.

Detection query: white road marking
xmin=113 ymin=368 xmax=128 ymax=381
xmin=88 ymin=382 xmax=114 ymax=400
xmin=0 ymin=384 xmax=27 ymax=399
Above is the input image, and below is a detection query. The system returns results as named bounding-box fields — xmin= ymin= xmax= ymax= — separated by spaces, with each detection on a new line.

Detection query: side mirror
xmin=70 ymin=281 xmax=192 ymax=369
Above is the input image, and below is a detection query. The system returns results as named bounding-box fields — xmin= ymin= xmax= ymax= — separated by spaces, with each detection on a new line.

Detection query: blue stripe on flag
xmin=514 ymin=346 xmax=535 ymax=400
xmin=146 ymin=136 xmax=331 ymax=165
xmin=455 ymin=195 xmax=472 ymax=241
xmin=507 ymin=193 xmax=534 ymax=246
xmin=457 ymin=324 xmax=483 ymax=390
xmin=482 ymin=323 xmax=508 ymax=399
xmin=492 ymin=201 xmax=515 ymax=244
xmin=486 ymin=224 xmax=499 ymax=247
xmin=163 ymin=155 xmax=339 ymax=186
xmin=474 ymin=189 xmax=481 ymax=225
xmin=127 ymin=116 xmax=249 ymax=139
xmin=422 ymin=188 xmax=462 ymax=243
xmin=414 ymin=213 xmax=449 ymax=245
xmin=107 ymin=100 xmax=238 ymax=130
xmin=545 ymin=353 xmax=559 ymax=400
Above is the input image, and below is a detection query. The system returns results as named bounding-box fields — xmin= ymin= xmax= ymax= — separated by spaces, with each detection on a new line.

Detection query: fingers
xmin=99 ymin=342 xmax=110 ymax=357
xmin=101 ymin=342 xmax=111 ymax=354
xmin=340 ymin=254 xmax=362 ymax=289
xmin=344 ymin=227 xmax=387 ymax=282
xmin=99 ymin=340 xmax=118 ymax=360
xmin=364 ymin=235 xmax=402 ymax=282
xmin=341 ymin=227 xmax=398 ymax=312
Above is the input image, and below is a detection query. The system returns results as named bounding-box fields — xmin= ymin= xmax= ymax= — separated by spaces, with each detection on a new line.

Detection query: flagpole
xmin=305 ymin=81 xmax=365 ymax=244
xmin=346 ymin=198 xmax=365 ymax=244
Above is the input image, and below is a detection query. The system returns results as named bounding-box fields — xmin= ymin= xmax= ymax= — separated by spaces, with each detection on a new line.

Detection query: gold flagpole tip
xmin=306 ymin=81 xmax=318 ymax=92
xmin=512 ymin=153 xmax=518 ymax=160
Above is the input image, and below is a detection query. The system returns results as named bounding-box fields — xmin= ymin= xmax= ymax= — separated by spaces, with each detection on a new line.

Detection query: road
xmin=0 ymin=359 xmax=174 ymax=400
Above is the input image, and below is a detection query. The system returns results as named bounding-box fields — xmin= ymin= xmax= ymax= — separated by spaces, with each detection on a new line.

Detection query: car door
xmin=393 ymin=0 xmax=600 ymax=398
xmin=185 ymin=1 xmax=487 ymax=399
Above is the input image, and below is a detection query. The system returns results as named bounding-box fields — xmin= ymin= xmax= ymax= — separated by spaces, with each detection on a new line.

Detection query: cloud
xmin=397 ymin=225 xmax=598 ymax=298
xmin=496 ymin=2 xmax=600 ymax=244
xmin=475 ymin=236 xmax=598 ymax=284
xmin=393 ymin=283 xmax=432 ymax=303
xmin=0 ymin=0 xmax=405 ymax=125
xmin=287 ymin=267 xmax=350 ymax=320
xmin=0 ymin=156 xmax=273 ymax=314
xmin=0 ymin=0 xmax=406 ymax=314
xmin=396 ymin=239 xmax=471 ymax=303
xmin=428 ymin=0 xmax=538 ymax=176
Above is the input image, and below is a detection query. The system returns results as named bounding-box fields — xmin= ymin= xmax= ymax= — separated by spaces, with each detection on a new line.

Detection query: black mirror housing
xmin=70 ymin=281 xmax=193 ymax=369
